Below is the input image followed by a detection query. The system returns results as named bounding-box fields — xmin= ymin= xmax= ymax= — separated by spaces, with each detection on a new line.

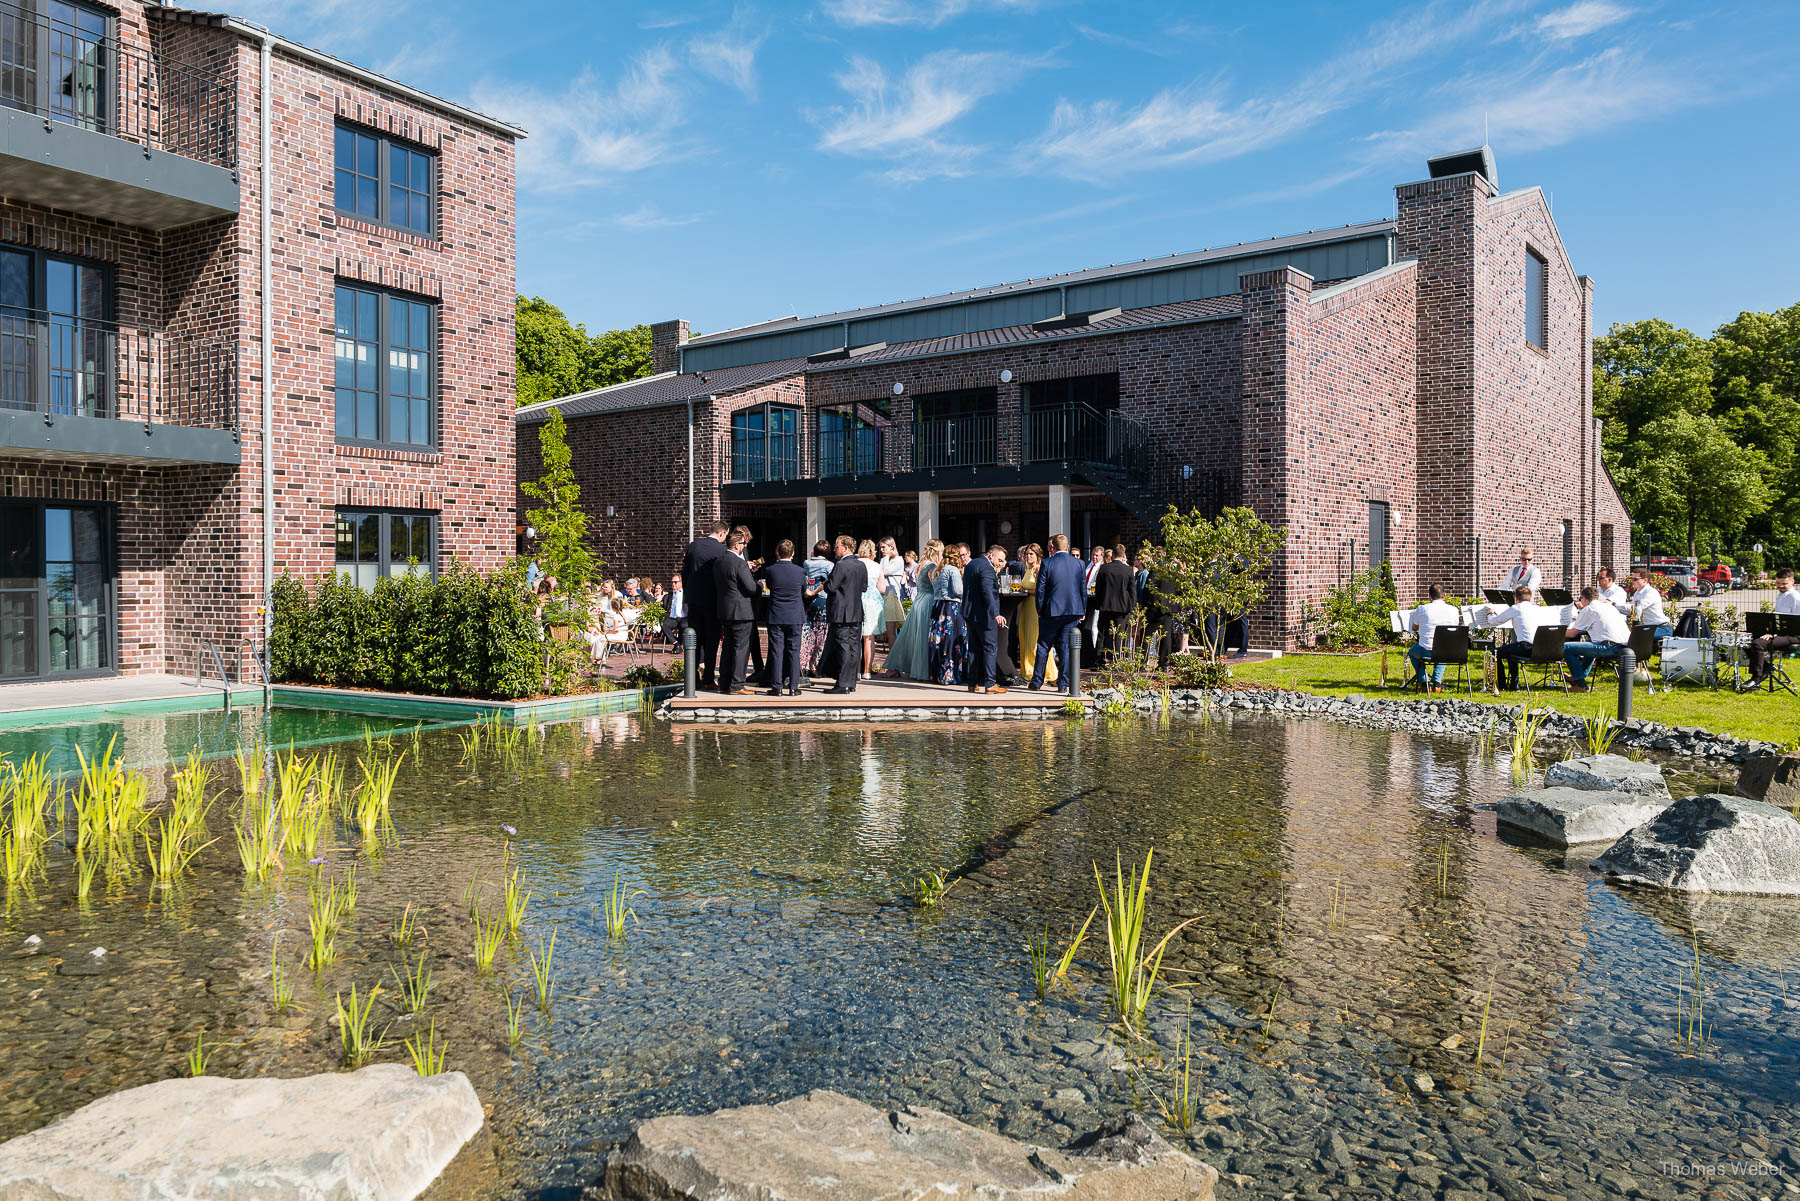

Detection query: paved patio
xmin=0 ymin=674 xmax=261 ymax=721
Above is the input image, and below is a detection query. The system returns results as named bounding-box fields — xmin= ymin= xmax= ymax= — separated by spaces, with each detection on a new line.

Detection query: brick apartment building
xmin=0 ymin=1 xmax=520 ymax=682
xmin=519 ymin=148 xmax=1630 ymax=647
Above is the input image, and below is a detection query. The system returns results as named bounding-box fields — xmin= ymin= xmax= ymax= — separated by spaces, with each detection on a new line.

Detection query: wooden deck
xmin=664 ymin=678 xmax=1082 ymax=722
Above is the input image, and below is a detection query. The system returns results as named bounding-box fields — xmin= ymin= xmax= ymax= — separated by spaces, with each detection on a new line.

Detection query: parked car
xmin=1730 ymin=566 xmax=1748 ymax=588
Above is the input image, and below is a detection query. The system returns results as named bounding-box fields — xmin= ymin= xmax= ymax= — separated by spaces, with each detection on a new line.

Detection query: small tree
xmin=520 ymin=407 xmax=599 ymax=620
xmin=1149 ymin=506 xmax=1286 ymax=660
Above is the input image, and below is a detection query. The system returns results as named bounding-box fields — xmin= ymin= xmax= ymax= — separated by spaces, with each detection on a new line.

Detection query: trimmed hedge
xmin=269 ymin=560 xmax=548 ymax=699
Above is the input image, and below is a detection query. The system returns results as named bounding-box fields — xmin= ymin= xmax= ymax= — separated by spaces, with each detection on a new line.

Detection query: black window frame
xmin=1525 ymin=246 xmax=1549 ymax=352
xmin=333 ymin=279 xmax=438 ymax=451
xmin=333 ymin=507 xmax=438 ymax=589
xmin=818 ymin=405 xmax=886 ymax=477
xmin=333 ymin=121 xmax=438 ymax=238
xmin=0 ymin=1 xmax=113 ymax=135
xmin=729 ymin=402 xmax=801 ymax=481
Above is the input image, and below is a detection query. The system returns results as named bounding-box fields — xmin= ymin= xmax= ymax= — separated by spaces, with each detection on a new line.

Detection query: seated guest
xmin=1628 ymin=568 xmax=1672 ymax=641
xmin=1563 ymin=585 xmax=1630 ymax=692
xmin=1595 ymin=567 xmax=1629 ymax=614
xmin=1740 ymin=568 xmax=1800 ymax=691
xmin=1486 ymin=584 xmax=1543 ymax=691
xmin=622 ymin=577 xmax=644 ymax=605
xmin=1504 ymin=549 xmax=1542 ymax=597
xmin=662 ymin=574 xmax=687 ymax=645
xmin=589 ymin=596 xmax=630 ymax=662
xmin=1406 ymin=585 xmax=1462 ymax=691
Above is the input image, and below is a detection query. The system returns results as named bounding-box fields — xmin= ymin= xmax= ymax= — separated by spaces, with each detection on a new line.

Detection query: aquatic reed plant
xmin=1 ymin=755 xmax=54 ymax=889
xmin=1508 ymin=708 xmax=1550 ymax=786
xmin=75 ymin=846 xmax=98 ymax=902
xmin=603 ymin=871 xmax=645 ymax=942
xmin=354 ymin=754 xmax=403 ymax=844
xmin=335 ymin=983 xmax=387 ymax=1067
xmin=472 ymin=907 xmax=505 ymax=975
xmin=1435 ymin=837 xmax=1452 ymax=899
xmin=405 ymin=1022 xmax=446 ymax=1077
xmin=914 ymin=870 xmax=951 ymax=908
xmin=144 ymin=809 xmax=216 ymax=883
xmin=340 ymin=866 xmax=359 ymax=914
xmin=392 ymin=902 xmax=419 ymax=949
xmin=271 ymin=937 xmax=297 ymax=1013
xmin=232 ymin=741 xmax=265 ymax=809
xmin=233 ymin=794 xmax=282 ymax=881
xmin=391 ymin=949 xmax=434 ymax=1015
xmin=463 ymin=873 xmax=484 ymax=919
xmin=274 ymin=749 xmax=316 ymax=856
xmin=307 ymin=881 xmax=342 ymax=970
xmin=456 ymin=723 xmax=482 ymax=764
xmin=502 ymin=866 xmax=531 ymax=936
xmin=528 ymin=930 xmax=557 ymax=1012
xmin=186 ymin=1030 xmax=212 ymax=1077
xmin=74 ymin=738 xmax=148 ymax=883
xmin=503 ymin=991 xmax=526 ymax=1050
xmin=1675 ymin=924 xmax=1708 ymax=1056
xmin=1328 ymin=874 xmax=1345 ymax=933
xmin=1028 ymin=910 xmax=1096 ymax=1000
xmin=1262 ymin=981 xmax=1282 ymax=1041
xmin=1584 ymin=715 xmax=1621 ymax=756
xmin=1094 ymin=850 xmax=1197 ymax=1035
xmin=1476 ymin=970 xmax=1496 ymax=1070
xmin=1154 ymin=1014 xmax=1199 ymax=1133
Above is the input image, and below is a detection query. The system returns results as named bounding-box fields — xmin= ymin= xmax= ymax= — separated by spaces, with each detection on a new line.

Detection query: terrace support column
xmin=1048 ymin=484 xmax=1072 ymax=541
xmin=918 ymin=490 xmax=939 ymax=549
xmin=805 ymin=497 xmax=826 ymax=551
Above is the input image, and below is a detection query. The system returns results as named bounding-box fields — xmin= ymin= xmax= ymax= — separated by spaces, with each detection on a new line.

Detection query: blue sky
xmin=243 ymin=0 xmax=1795 ymax=340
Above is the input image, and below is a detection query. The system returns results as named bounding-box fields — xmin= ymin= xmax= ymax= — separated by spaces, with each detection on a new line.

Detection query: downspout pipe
xmin=257 ymin=28 xmax=273 ymax=702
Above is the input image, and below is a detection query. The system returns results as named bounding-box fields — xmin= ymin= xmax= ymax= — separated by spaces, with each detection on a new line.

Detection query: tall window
xmin=819 ymin=406 xmax=885 ymax=477
xmin=912 ymin=388 xmax=998 ymax=469
xmin=335 ymin=283 xmax=435 ymax=448
xmin=0 ymin=2 xmax=108 ymax=132
xmin=729 ymin=404 xmax=799 ymax=481
xmin=1021 ymin=373 xmax=1119 ymax=462
xmin=335 ymin=509 xmax=436 ymax=589
xmin=1525 ymin=248 xmax=1548 ymax=350
xmin=334 ymin=123 xmax=436 ymax=236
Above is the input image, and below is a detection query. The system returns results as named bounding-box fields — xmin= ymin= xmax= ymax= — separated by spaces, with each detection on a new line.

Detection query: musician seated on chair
xmin=1628 ymin=568 xmax=1673 ymax=641
xmin=1406 ymin=584 xmax=1461 ymax=692
xmin=1739 ymin=568 xmax=1800 ymax=692
xmin=1563 ymin=586 xmax=1630 ymax=693
xmin=1485 ymin=584 xmax=1544 ymax=691
xmin=1596 ymin=567 xmax=1630 ymax=615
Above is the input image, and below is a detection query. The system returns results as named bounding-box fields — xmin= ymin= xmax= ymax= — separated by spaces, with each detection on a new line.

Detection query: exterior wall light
xmin=892 ymin=382 xmax=905 ymax=395
xmin=999 ymin=369 xmax=1013 ymax=383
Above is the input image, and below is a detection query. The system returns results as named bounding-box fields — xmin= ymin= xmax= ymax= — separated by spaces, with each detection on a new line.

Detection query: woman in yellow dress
xmin=1015 ymin=543 xmax=1056 ymax=686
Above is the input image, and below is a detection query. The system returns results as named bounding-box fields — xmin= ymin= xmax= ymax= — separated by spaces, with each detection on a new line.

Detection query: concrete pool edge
xmin=0 ymin=683 xmax=265 ymax=729
xmin=271 ymin=683 xmax=678 ymax=722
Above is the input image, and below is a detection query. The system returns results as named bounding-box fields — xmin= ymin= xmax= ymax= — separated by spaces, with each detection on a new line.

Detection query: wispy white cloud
xmin=1536 ymin=1 xmax=1633 ymax=40
xmin=812 ymin=48 xmax=1049 ymax=179
xmin=820 ymin=0 xmax=1040 ymax=28
xmin=689 ymin=11 xmax=770 ymax=99
xmin=614 ymin=206 xmax=708 ymax=230
xmin=473 ymin=48 xmax=690 ymax=183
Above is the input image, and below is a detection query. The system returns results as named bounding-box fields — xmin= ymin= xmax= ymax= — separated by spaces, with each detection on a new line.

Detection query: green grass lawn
xmin=1230 ymin=650 xmax=1800 ymax=747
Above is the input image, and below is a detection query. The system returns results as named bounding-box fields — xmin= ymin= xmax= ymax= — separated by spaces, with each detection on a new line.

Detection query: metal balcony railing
xmin=0 ymin=1 xmax=236 ymax=169
xmin=911 ymin=412 xmax=998 ymax=471
xmin=0 ymin=308 xmax=237 ymax=430
xmin=721 ymin=434 xmax=803 ymax=484
xmin=816 ymin=425 xmax=885 ymax=478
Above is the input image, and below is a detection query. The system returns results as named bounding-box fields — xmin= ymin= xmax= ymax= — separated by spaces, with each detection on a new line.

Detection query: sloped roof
xmin=515 ymin=358 xmax=807 ymax=425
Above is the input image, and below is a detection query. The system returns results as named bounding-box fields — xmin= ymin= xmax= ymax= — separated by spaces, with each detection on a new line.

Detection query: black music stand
xmin=1482 ymin=589 xmax=1511 ymax=606
xmin=1541 ymin=588 xmax=1573 ymax=607
xmin=1746 ymin=611 xmax=1800 ymax=697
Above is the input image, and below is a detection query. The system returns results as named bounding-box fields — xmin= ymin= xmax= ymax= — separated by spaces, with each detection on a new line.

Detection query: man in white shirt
xmin=1627 ymin=568 xmax=1672 ymax=639
xmin=1406 ymin=584 xmax=1462 ymax=691
xmin=1595 ymin=567 xmax=1630 ymax=614
xmin=1742 ymin=568 xmax=1800 ymax=690
xmin=1486 ymin=584 xmax=1543 ymax=691
xmin=1505 ymin=549 xmax=1542 ymax=596
xmin=1562 ymin=585 xmax=1631 ymax=691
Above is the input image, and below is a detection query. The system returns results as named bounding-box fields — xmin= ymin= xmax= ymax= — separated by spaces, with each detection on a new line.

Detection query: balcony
xmin=0 ymin=309 xmax=239 ymax=464
xmin=0 ymin=2 xmax=238 ymax=229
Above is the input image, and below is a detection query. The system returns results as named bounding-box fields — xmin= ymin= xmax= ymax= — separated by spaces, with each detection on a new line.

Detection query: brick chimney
xmin=650 ymin=318 xmax=689 ymax=375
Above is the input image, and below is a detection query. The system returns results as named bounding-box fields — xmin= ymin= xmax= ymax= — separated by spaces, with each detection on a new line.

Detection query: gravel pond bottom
xmin=1 ymin=709 xmax=1795 ymax=1200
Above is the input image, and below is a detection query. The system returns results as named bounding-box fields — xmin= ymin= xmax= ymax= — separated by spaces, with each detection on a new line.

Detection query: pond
xmin=0 ymin=709 xmax=1793 ymax=1200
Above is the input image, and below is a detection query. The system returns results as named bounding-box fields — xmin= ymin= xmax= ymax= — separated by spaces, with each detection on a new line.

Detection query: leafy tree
xmin=1627 ymin=409 xmax=1771 ymax=557
xmin=1592 ymin=319 xmax=1713 ymax=459
xmin=1148 ymin=506 xmax=1286 ymax=659
xmin=590 ymin=324 xmax=654 ymax=387
xmin=519 ymin=408 xmax=599 ymax=612
xmin=515 ymin=295 xmax=656 ymax=407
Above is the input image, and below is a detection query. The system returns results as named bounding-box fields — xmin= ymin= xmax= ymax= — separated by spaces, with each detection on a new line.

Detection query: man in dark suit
xmin=732 ymin=524 xmax=768 ymax=685
xmin=680 ymin=520 xmax=730 ymax=689
xmin=823 ymin=534 xmax=867 ymax=693
xmin=712 ymin=531 xmax=759 ymax=694
xmin=1094 ymin=543 xmax=1138 ymax=665
xmin=762 ymin=539 xmax=808 ymax=696
xmin=1032 ymin=533 xmax=1085 ymax=692
xmin=963 ymin=544 xmax=1009 ymax=694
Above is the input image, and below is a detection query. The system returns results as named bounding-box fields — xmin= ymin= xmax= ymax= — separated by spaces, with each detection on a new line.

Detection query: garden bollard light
xmin=1616 ymin=648 xmax=1634 ymax=723
xmin=683 ymin=626 xmax=697 ymax=699
xmin=1068 ymin=642 xmax=1081 ymax=700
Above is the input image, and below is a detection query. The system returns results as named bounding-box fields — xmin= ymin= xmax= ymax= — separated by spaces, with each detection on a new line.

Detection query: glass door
xmin=0 ymin=502 xmax=38 ymax=680
xmin=45 ymin=254 xmax=109 ymax=417
xmin=0 ymin=501 xmax=112 ymax=680
xmin=0 ymin=248 xmax=31 ymax=413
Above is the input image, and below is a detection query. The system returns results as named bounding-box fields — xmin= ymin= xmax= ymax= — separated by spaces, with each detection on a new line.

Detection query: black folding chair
xmin=1746 ymin=611 xmax=1800 ymax=697
xmin=1521 ymin=627 xmax=1568 ymax=695
xmin=1428 ymin=626 xmax=1476 ymax=695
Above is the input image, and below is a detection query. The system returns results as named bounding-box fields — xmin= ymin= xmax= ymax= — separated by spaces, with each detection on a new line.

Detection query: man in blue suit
xmin=1032 ymin=533 xmax=1085 ymax=692
xmin=962 ymin=544 xmax=1008 ymax=693
xmin=762 ymin=539 xmax=808 ymax=696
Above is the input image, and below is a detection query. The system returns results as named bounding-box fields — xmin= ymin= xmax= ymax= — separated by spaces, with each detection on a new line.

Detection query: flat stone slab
xmin=603 ymin=1089 xmax=1216 ymax=1200
xmin=1592 ymin=794 xmax=1800 ymax=895
xmin=1497 ymin=787 xmax=1670 ymax=847
xmin=0 ymin=1064 xmax=482 ymax=1201
xmin=1544 ymin=753 xmax=1669 ymax=797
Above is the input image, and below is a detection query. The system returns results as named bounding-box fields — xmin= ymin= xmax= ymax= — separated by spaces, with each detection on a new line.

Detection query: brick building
xmin=519 ymin=148 xmax=1630 ymax=647
xmin=0 ymin=1 xmax=520 ymax=682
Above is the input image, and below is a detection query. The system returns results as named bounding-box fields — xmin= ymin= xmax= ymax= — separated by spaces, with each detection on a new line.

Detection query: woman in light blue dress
xmin=858 ymin=540 xmax=884 ymax=679
xmin=884 ymin=541 xmax=941 ymax=680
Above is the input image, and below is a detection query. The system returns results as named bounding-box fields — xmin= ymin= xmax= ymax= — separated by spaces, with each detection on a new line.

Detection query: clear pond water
xmin=0 ymin=708 xmax=1793 ymax=1201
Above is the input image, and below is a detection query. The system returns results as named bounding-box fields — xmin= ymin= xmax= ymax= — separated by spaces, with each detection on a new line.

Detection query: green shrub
xmin=1167 ymin=653 xmax=1230 ymax=689
xmin=1319 ymin=565 xmax=1395 ymax=649
xmin=620 ymin=664 xmax=666 ymax=689
xmin=269 ymin=560 xmax=551 ymax=699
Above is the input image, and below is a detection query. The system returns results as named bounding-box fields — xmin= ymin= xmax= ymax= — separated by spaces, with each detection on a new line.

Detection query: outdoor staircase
xmin=1054 ymin=405 xmax=1238 ymax=530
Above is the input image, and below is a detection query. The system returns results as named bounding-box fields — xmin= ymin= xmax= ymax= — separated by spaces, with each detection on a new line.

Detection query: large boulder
xmin=603 ymin=1089 xmax=1216 ymax=1200
xmin=0 ymin=1064 xmax=482 ymax=1201
xmin=1737 ymin=752 xmax=1800 ymax=810
xmin=1592 ymin=794 xmax=1800 ymax=895
xmin=1497 ymin=787 xmax=1670 ymax=847
xmin=1544 ymin=754 xmax=1670 ymax=798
